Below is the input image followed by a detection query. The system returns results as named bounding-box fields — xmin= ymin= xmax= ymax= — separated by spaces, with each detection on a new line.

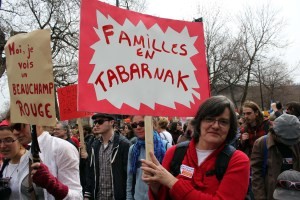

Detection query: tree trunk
xmin=0 ymin=30 xmax=6 ymax=78
xmin=229 ymin=84 xmax=238 ymax=109
xmin=240 ymin=64 xmax=252 ymax=106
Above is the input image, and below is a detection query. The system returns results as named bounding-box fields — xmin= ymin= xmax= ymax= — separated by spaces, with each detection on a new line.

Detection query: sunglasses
xmin=93 ymin=119 xmax=110 ymax=126
xmin=277 ymin=180 xmax=300 ymax=191
xmin=10 ymin=123 xmax=23 ymax=131
xmin=131 ymin=121 xmax=145 ymax=128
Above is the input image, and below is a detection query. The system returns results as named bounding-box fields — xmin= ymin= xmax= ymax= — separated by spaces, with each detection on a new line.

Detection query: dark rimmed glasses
xmin=0 ymin=137 xmax=18 ymax=145
xmin=93 ymin=119 xmax=111 ymax=126
xmin=131 ymin=121 xmax=145 ymax=128
xmin=277 ymin=180 xmax=300 ymax=191
xmin=203 ymin=117 xmax=230 ymax=128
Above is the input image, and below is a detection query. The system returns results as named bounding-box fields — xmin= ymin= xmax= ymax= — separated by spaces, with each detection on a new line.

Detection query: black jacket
xmin=84 ymin=131 xmax=130 ymax=200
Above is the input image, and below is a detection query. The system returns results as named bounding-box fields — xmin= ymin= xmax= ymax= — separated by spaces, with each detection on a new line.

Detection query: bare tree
xmin=0 ymin=29 xmax=5 ymax=78
xmin=259 ymin=58 xmax=293 ymax=100
xmin=196 ymin=4 xmax=248 ymax=107
xmin=237 ymin=3 xmax=287 ymax=105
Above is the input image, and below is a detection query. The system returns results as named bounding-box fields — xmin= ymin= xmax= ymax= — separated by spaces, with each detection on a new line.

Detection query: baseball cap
xmin=0 ymin=120 xmax=9 ymax=127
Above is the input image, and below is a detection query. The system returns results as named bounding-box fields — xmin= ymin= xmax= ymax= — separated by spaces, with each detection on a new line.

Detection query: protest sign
xmin=78 ymin=0 xmax=210 ymax=117
xmin=57 ymin=84 xmax=93 ymax=121
xmin=5 ymin=29 xmax=56 ymax=126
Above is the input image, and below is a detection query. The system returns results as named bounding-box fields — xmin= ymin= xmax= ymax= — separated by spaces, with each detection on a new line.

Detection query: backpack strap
xmin=170 ymin=141 xmax=190 ymax=176
xmin=165 ymin=141 xmax=169 ymax=150
xmin=170 ymin=142 xmax=236 ymax=182
xmin=262 ymin=135 xmax=268 ymax=177
xmin=214 ymin=144 xmax=236 ymax=181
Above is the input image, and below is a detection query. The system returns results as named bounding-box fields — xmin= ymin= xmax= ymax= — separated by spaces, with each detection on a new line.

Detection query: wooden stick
xmin=77 ymin=118 xmax=87 ymax=153
xmin=144 ymin=116 xmax=154 ymax=161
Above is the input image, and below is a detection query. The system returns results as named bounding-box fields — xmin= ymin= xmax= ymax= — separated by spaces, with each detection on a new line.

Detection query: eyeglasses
xmin=131 ymin=121 xmax=145 ymax=128
xmin=203 ymin=117 xmax=230 ymax=128
xmin=93 ymin=119 xmax=110 ymax=126
xmin=0 ymin=138 xmax=18 ymax=145
xmin=277 ymin=180 xmax=300 ymax=191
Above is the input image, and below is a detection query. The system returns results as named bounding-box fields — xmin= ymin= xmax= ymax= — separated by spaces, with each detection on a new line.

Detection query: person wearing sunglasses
xmin=0 ymin=120 xmax=44 ymax=199
xmin=140 ymin=96 xmax=250 ymax=200
xmin=126 ymin=115 xmax=171 ymax=200
xmin=5 ymin=113 xmax=83 ymax=199
xmin=251 ymin=114 xmax=300 ymax=200
xmin=84 ymin=113 xmax=130 ymax=200
xmin=273 ymin=169 xmax=300 ymax=200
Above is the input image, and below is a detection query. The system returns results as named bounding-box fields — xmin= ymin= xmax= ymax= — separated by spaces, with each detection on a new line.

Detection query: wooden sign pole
xmin=144 ymin=116 xmax=154 ymax=161
xmin=77 ymin=118 xmax=87 ymax=154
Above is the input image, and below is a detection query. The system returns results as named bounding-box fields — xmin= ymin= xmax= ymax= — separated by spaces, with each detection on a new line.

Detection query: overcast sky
xmin=144 ymin=0 xmax=300 ymax=83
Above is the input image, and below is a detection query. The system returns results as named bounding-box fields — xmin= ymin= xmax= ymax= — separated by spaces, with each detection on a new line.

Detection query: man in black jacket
xmin=84 ymin=113 xmax=130 ymax=200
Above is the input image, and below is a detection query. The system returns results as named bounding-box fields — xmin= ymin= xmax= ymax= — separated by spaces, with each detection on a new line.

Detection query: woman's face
xmin=124 ymin=125 xmax=129 ymax=133
xmin=199 ymin=108 xmax=231 ymax=149
xmin=132 ymin=115 xmax=145 ymax=139
xmin=0 ymin=129 xmax=22 ymax=159
xmin=177 ymin=123 xmax=183 ymax=131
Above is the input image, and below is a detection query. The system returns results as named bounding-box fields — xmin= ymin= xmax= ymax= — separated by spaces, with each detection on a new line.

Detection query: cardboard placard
xmin=78 ymin=0 xmax=210 ymax=117
xmin=5 ymin=29 xmax=56 ymax=126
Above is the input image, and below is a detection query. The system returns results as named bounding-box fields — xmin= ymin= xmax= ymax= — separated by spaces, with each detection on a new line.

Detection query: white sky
xmin=144 ymin=0 xmax=300 ymax=83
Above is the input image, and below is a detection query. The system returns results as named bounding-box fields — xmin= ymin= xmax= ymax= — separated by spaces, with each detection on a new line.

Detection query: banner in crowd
xmin=57 ymin=84 xmax=93 ymax=120
xmin=78 ymin=0 xmax=210 ymax=117
xmin=5 ymin=29 xmax=56 ymax=126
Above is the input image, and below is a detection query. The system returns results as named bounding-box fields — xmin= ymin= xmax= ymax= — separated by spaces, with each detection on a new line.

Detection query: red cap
xmin=0 ymin=120 xmax=9 ymax=127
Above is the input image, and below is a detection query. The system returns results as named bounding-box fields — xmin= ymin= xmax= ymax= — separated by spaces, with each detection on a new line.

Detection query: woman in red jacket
xmin=141 ymin=96 xmax=250 ymax=200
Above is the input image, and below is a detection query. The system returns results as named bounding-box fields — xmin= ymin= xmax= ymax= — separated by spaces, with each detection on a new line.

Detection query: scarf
xmin=130 ymin=131 xmax=166 ymax=174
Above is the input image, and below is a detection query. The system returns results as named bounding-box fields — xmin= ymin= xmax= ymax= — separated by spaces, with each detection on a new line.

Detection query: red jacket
xmin=239 ymin=119 xmax=271 ymax=157
xmin=149 ymin=139 xmax=250 ymax=200
xmin=71 ymin=136 xmax=80 ymax=148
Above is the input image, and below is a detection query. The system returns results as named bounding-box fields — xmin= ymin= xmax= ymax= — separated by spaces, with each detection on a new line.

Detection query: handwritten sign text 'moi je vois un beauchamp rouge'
xmin=5 ymin=30 xmax=56 ymax=126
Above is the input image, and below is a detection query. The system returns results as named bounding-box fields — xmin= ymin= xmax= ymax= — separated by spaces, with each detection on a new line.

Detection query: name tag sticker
xmin=180 ymin=164 xmax=194 ymax=178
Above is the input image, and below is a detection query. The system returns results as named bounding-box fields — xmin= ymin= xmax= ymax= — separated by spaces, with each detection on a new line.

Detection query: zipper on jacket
xmin=91 ymin=148 xmax=97 ymax=199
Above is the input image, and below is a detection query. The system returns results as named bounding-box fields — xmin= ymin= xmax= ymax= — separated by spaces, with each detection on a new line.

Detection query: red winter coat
xmin=149 ymin=139 xmax=250 ymax=200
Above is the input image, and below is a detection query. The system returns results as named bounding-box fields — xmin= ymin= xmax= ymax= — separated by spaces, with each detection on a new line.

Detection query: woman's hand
xmin=141 ymin=152 xmax=178 ymax=190
xmin=31 ymin=162 xmax=41 ymax=177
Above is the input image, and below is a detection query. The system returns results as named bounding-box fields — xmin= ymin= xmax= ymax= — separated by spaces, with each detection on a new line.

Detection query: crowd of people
xmin=0 ymin=96 xmax=300 ymax=199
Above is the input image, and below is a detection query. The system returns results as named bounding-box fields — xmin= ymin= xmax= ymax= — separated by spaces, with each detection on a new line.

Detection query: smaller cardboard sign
xmin=5 ymin=29 xmax=56 ymax=126
xmin=57 ymin=84 xmax=93 ymax=120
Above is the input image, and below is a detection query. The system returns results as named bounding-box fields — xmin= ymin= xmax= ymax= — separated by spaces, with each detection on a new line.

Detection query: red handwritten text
xmin=16 ymin=100 xmax=53 ymax=118
xmin=94 ymin=63 xmax=189 ymax=92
